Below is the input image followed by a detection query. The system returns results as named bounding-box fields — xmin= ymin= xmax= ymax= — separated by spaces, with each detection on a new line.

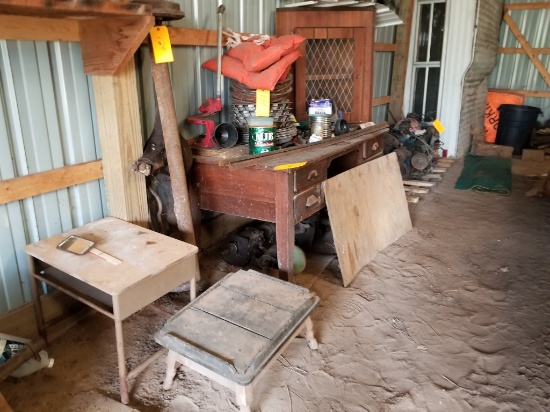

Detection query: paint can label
xmin=249 ymin=127 xmax=276 ymax=155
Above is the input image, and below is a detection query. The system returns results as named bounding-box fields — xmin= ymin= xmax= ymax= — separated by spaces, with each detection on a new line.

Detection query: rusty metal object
xmin=132 ymin=0 xmax=184 ymax=20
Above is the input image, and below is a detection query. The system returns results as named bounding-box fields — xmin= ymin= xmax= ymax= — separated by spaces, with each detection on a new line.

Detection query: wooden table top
xmin=25 ymin=217 xmax=198 ymax=296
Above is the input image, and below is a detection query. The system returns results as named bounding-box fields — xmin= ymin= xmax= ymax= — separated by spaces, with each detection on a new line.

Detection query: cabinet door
xmin=294 ymin=27 xmax=368 ymax=123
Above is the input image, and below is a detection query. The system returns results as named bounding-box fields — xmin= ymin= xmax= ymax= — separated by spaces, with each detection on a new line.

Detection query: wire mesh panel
xmin=305 ymin=38 xmax=355 ymax=114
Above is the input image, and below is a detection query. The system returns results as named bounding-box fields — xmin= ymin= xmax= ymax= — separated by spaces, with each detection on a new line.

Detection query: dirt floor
xmin=3 ymin=159 xmax=550 ymax=411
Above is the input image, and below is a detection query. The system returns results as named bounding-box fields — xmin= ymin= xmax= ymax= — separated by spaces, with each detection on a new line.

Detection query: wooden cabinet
xmin=276 ymin=7 xmax=375 ymax=123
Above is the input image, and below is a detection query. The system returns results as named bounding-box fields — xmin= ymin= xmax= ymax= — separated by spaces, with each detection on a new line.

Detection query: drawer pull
xmin=306 ymin=195 xmax=320 ymax=207
xmin=308 ymin=170 xmax=319 ymax=180
xmin=371 ymin=142 xmax=379 ymax=151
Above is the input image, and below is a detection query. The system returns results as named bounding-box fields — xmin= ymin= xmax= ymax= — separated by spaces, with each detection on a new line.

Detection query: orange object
xmin=484 ymin=91 xmax=525 ymax=143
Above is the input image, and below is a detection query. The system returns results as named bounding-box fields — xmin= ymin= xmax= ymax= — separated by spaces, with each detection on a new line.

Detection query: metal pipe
xmin=0 ymin=337 xmax=46 ymax=383
xmin=216 ymin=5 xmax=225 ymax=100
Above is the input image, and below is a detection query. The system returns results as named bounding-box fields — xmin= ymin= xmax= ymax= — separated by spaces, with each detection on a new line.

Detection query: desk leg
xmin=275 ymin=172 xmax=295 ymax=283
xmin=27 ymin=256 xmax=47 ymax=340
xmin=114 ymin=320 xmax=129 ymax=404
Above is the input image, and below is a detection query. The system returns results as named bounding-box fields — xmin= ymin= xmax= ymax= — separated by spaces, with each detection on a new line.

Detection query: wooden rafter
xmin=504 ymin=2 xmax=550 ymax=11
xmin=499 ymin=47 xmax=550 ymax=55
xmin=502 ymin=10 xmax=550 ymax=88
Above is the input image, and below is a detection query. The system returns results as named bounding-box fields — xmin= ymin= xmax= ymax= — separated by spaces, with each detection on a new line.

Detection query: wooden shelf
xmin=0 ymin=0 xmax=155 ymax=75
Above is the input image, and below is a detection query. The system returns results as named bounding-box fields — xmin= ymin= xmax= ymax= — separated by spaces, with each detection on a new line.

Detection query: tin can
xmin=248 ymin=117 xmax=276 ymax=155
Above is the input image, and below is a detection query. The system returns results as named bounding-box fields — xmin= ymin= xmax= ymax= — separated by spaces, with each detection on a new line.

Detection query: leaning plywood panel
xmin=323 ymin=152 xmax=412 ymax=287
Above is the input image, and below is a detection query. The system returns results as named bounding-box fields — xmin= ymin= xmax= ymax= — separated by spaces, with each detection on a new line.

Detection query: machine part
xmin=213 ymin=122 xmax=239 ymax=148
xmin=257 ymin=222 xmax=276 ymax=247
xmin=148 ymin=1 xmax=195 ymax=245
xmin=256 ymin=245 xmax=278 ymax=269
xmin=411 ymin=153 xmax=430 ymax=171
xmin=132 ymin=0 xmax=184 ymax=20
xmin=187 ymin=5 xmax=226 ymax=148
xmin=333 ymin=118 xmax=349 ymax=136
xmin=134 ymin=105 xmax=193 ymax=176
xmin=221 ymin=227 xmax=266 ymax=267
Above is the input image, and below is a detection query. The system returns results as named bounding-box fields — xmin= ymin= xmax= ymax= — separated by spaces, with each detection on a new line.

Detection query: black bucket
xmin=495 ymin=104 xmax=542 ymax=155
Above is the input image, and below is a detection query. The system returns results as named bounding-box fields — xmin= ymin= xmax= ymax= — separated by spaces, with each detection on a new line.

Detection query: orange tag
xmin=256 ymin=89 xmax=270 ymax=117
xmin=150 ymin=26 xmax=174 ymax=64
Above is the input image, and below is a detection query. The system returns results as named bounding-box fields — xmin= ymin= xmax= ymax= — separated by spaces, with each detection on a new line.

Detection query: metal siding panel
xmin=0 ymin=39 xmax=105 ymax=314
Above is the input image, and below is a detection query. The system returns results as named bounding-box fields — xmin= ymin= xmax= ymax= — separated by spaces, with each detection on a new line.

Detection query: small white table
xmin=25 ymin=217 xmax=199 ymax=404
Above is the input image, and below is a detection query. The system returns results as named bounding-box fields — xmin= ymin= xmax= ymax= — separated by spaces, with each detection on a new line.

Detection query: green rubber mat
xmin=454 ymin=155 xmax=511 ymax=195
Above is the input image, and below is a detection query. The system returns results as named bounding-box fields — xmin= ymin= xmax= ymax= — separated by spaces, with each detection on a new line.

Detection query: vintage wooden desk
xmin=192 ymin=122 xmax=388 ymax=281
xmin=24 ymin=217 xmax=199 ymax=404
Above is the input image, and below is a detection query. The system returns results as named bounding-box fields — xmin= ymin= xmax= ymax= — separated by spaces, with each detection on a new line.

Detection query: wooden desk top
xmin=25 ymin=217 xmax=198 ymax=296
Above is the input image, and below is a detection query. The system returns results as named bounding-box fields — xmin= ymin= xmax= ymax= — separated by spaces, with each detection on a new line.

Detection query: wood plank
xmin=420 ymin=173 xmax=441 ymax=180
xmin=92 ymin=61 xmax=149 ymax=227
xmin=0 ymin=0 xmax=152 ymax=18
xmin=488 ymin=88 xmax=550 ymax=98
xmin=471 ymin=142 xmax=514 ymax=159
xmin=374 ymin=43 xmax=396 ymax=52
xmin=498 ymin=47 xmax=550 ymax=55
xmin=372 ymin=95 xmax=391 ymax=107
xmin=0 ymin=15 xmax=78 ymax=41
xmin=406 ymin=195 xmax=419 ymax=204
xmin=432 ymin=167 xmax=447 ymax=173
xmin=0 ymin=392 xmax=13 ymax=412
xmin=503 ymin=12 xmax=550 ymax=88
xmin=522 ymin=149 xmax=545 ymax=162
xmin=403 ymin=180 xmax=434 ymax=187
xmin=504 ymin=3 xmax=550 ymax=11
xmin=0 ymin=160 xmax=103 ymax=205
xmin=79 ymin=16 xmax=154 ymax=75
xmin=388 ymin=0 xmax=413 ymax=121
xmin=168 ymin=27 xmax=218 ymax=47
xmin=404 ymin=187 xmax=429 ymax=194
xmin=323 ymin=153 xmax=412 ymax=287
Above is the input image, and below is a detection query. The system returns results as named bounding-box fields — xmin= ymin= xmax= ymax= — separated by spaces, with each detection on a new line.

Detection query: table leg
xmin=304 ymin=317 xmax=319 ymax=350
xmin=27 ymin=256 xmax=47 ymax=340
xmin=190 ymin=277 xmax=197 ymax=301
xmin=235 ymin=384 xmax=252 ymax=412
xmin=114 ymin=320 xmax=129 ymax=404
xmin=275 ymin=172 xmax=295 ymax=282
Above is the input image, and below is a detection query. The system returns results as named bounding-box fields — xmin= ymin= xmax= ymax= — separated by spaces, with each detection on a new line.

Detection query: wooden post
xmin=92 ymin=60 xmax=149 ymax=227
xmin=388 ymin=0 xmax=414 ymax=122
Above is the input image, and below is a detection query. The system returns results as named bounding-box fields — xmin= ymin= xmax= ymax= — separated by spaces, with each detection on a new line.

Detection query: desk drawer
xmin=363 ymin=134 xmax=384 ymax=159
xmin=294 ymin=160 xmax=328 ymax=192
xmin=294 ymin=184 xmax=325 ymax=222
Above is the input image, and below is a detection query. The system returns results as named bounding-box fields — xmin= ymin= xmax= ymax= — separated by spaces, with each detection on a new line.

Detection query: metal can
xmin=248 ymin=116 xmax=276 ymax=154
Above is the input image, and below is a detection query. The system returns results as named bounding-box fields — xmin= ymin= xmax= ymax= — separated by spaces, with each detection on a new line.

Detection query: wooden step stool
xmin=155 ymin=269 xmax=320 ymax=412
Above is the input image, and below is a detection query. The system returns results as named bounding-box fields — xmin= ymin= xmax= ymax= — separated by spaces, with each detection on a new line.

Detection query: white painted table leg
xmin=304 ymin=317 xmax=319 ymax=350
xmin=235 ymin=384 xmax=252 ymax=412
xmin=163 ymin=350 xmax=180 ymax=390
xmin=190 ymin=277 xmax=197 ymax=301
xmin=114 ymin=320 xmax=130 ymax=404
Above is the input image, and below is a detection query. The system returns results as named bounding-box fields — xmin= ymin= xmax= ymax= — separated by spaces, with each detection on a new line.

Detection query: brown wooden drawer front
xmin=363 ymin=134 xmax=384 ymax=159
xmin=294 ymin=160 xmax=328 ymax=192
xmin=294 ymin=184 xmax=325 ymax=222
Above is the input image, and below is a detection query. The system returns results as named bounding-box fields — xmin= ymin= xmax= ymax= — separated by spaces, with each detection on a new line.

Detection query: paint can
xmin=248 ymin=117 xmax=276 ymax=155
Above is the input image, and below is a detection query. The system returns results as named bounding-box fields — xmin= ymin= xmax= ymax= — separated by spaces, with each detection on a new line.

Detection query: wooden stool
xmin=155 ymin=269 xmax=319 ymax=412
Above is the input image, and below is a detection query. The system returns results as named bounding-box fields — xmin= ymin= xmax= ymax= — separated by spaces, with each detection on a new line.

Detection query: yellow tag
xmin=433 ymin=118 xmax=445 ymax=134
xmin=273 ymin=162 xmax=307 ymax=171
xmin=256 ymin=89 xmax=270 ymax=117
xmin=150 ymin=26 xmax=174 ymax=64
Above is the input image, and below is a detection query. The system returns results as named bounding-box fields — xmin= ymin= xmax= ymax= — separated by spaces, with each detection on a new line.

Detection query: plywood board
xmin=323 ymin=152 xmax=412 ymax=287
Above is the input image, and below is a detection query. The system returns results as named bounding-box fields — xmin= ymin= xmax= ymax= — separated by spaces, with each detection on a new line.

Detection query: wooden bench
xmin=155 ymin=269 xmax=319 ymax=412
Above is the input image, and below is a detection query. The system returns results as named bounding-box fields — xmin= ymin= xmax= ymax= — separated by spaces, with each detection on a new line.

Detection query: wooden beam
xmin=503 ymin=12 xmax=550 ymax=88
xmin=168 ymin=27 xmax=219 ymax=47
xmin=499 ymin=47 xmax=550 ymax=55
xmin=488 ymin=88 xmax=550 ymax=98
xmin=0 ymin=0 xmax=152 ymax=19
xmin=0 ymin=15 xmax=78 ymax=41
xmin=389 ymin=0 xmax=413 ymax=122
xmin=372 ymin=95 xmax=391 ymax=107
xmin=80 ymin=16 xmax=154 ymax=75
xmin=504 ymin=3 xmax=550 ymax=11
xmin=0 ymin=160 xmax=103 ymax=205
xmin=92 ymin=60 xmax=149 ymax=227
xmin=374 ymin=43 xmax=396 ymax=52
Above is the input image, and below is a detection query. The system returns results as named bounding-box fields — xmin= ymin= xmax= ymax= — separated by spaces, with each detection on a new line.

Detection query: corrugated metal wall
xmin=374 ymin=26 xmax=396 ymax=123
xmin=488 ymin=0 xmax=550 ymax=124
xmin=0 ymin=40 xmax=106 ymax=314
xmin=456 ymin=0 xmax=504 ymax=157
xmin=0 ymin=1 xmax=392 ymax=315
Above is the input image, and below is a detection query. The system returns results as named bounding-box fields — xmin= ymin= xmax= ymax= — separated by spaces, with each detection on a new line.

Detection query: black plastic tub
xmin=495 ymin=104 xmax=542 ymax=155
